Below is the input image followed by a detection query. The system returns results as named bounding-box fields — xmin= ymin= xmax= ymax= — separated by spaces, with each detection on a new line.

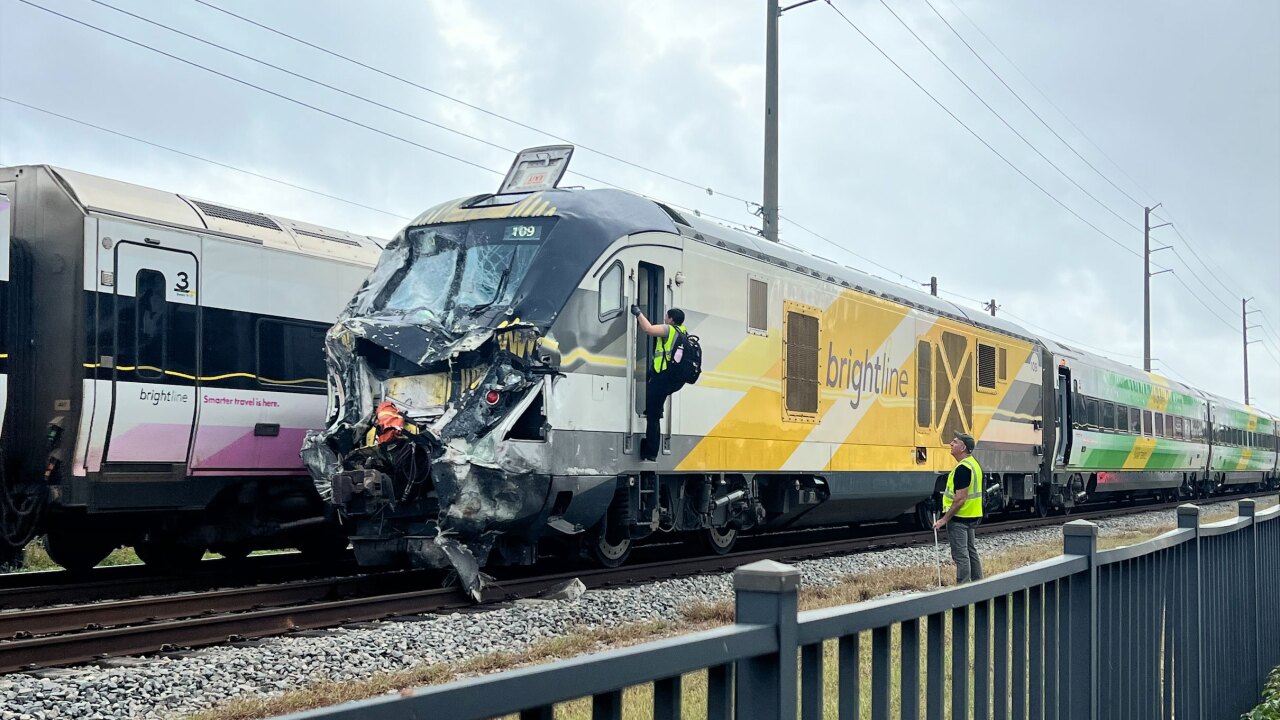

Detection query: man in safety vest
xmin=631 ymin=305 xmax=688 ymax=462
xmin=933 ymin=431 xmax=984 ymax=583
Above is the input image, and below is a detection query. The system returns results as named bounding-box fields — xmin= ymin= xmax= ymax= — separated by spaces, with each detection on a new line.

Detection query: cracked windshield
xmin=375 ymin=218 xmax=554 ymax=321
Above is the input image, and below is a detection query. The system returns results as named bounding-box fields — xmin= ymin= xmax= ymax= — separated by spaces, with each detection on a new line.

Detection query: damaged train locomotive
xmin=304 ymin=146 xmax=1280 ymax=600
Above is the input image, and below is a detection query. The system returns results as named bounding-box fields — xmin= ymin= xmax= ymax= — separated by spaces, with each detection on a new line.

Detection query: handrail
xmin=282 ymin=623 xmax=776 ymax=720
xmin=797 ymin=555 xmax=1084 ymax=643
xmin=1199 ymin=515 xmax=1252 ymax=536
xmin=1095 ymin=527 xmax=1193 ymax=566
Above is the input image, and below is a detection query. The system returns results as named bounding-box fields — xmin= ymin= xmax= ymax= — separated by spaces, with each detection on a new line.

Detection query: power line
xmin=0 ymin=95 xmax=412 ymax=220
xmin=88 ymin=0 xmax=519 ymax=156
xmin=942 ymin=0 xmax=1158 ymax=206
xmin=1167 ymin=270 xmax=1238 ymax=332
xmin=877 ymin=0 xmax=1142 ymax=234
xmin=188 ymin=0 xmax=755 ymax=207
xmin=1155 ymin=211 xmax=1246 ymax=299
xmin=20 ymin=0 xmax=759 ymax=225
xmin=920 ymin=0 xmax=1146 ymax=212
xmin=779 ymin=214 xmax=925 ymax=285
xmin=824 ymin=0 xmax=1147 ymax=262
xmin=991 ymin=305 xmax=1147 ymax=361
xmin=14 ymin=0 xmax=504 ymax=178
xmin=1164 ymin=245 xmax=1237 ymax=315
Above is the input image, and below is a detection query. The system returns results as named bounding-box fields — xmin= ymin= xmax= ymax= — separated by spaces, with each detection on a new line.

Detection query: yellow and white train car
xmin=307 ymin=157 xmax=1065 ymax=591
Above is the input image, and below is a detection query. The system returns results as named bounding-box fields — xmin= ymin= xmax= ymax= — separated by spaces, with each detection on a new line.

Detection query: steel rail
xmin=0 ymin=491 xmax=1271 ymax=673
xmin=0 ymin=555 xmax=360 ymax=610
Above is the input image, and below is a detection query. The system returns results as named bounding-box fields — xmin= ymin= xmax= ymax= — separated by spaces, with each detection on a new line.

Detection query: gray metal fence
xmin=278 ymin=499 xmax=1279 ymax=720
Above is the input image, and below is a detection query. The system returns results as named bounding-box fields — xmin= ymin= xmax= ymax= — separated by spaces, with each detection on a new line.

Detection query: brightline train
xmin=305 ymin=147 xmax=1278 ymax=599
xmin=0 ymin=165 xmax=380 ymax=569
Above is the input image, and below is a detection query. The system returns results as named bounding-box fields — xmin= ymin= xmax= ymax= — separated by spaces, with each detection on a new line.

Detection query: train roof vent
xmin=190 ymin=200 xmax=283 ymax=232
xmin=294 ymin=228 xmax=361 ymax=246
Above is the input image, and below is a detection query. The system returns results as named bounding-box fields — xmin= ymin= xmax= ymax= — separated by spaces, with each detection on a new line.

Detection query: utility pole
xmin=1243 ymin=297 xmax=1262 ymax=405
xmin=1143 ymin=205 xmax=1172 ymax=372
xmin=924 ymin=276 xmax=938 ymax=297
xmin=984 ymin=299 xmax=998 ymax=317
xmin=762 ymin=0 xmax=780 ymax=242
xmin=762 ymin=0 xmax=819 ymax=243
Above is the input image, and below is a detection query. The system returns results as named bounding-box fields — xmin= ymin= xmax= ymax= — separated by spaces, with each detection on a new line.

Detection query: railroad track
xmin=0 ymin=552 xmax=361 ymax=610
xmin=1 ymin=492 xmax=1271 ymax=674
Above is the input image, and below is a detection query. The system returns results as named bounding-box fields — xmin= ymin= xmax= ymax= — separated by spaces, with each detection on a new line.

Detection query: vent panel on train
xmin=190 ymin=200 xmax=283 ymax=231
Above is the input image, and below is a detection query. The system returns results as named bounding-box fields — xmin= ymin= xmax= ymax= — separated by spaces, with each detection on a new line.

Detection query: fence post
xmin=734 ymin=559 xmax=800 ymax=720
xmin=1177 ymin=504 xmax=1203 ymax=720
xmin=1062 ymin=520 xmax=1098 ymax=720
xmin=1239 ymin=498 xmax=1260 ymax=701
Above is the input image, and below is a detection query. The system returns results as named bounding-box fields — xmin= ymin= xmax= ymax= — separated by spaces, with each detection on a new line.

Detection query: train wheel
xmin=1033 ymin=490 xmax=1052 ymax=518
xmin=914 ymin=501 xmax=937 ymax=531
xmin=43 ymin=531 xmax=114 ymax=572
xmin=584 ymin=516 xmax=631 ymax=568
xmin=135 ymin=540 xmax=204 ymax=572
xmin=700 ymin=526 xmax=739 ymax=555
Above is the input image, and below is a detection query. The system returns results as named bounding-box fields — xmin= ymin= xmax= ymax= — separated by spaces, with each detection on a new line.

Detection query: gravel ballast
xmin=0 ymin=498 xmax=1266 ymax=720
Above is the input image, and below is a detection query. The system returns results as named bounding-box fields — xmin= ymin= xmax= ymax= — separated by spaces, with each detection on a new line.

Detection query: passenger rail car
xmin=305 ymin=147 xmax=1279 ymax=598
xmin=0 ymin=165 xmax=380 ymax=570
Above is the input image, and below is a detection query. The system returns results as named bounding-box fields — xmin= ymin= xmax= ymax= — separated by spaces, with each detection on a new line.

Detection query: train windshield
xmin=366 ymin=218 xmax=556 ymax=321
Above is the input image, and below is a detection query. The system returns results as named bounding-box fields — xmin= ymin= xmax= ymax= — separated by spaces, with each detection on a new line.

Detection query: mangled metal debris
xmin=302 ymin=220 xmax=561 ymax=600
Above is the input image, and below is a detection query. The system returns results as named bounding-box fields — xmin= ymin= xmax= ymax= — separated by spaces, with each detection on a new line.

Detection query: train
xmin=303 ymin=146 xmax=1279 ymax=600
xmin=0 ymin=165 xmax=381 ymax=570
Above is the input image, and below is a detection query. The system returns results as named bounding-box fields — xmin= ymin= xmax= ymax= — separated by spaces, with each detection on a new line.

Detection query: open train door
xmin=103 ymin=236 xmax=200 ymax=470
xmin=622 ymin=235 xmax=683 ymax=458
xmin=1054 ymin=361 xmax=1073 ymax=467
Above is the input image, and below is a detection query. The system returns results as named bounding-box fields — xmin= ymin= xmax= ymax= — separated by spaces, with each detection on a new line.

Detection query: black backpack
xmin=668 ymin=327 xmax=703 ymax=385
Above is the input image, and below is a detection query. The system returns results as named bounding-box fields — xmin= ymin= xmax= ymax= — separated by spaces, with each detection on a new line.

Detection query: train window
xmin=1192 ymin=419 xmax=1204 ymax=441
xmin=1071 ymin=391 xmax=1084 ymax=430
xmin=1142 ymin=410 xmax=1153 ymax=437
xmin=1154 ymin=413 xmax=1165 ymax=437
xmin=597 ymin=261 xmax=623 ymax=321
xmin=256 ymin=319 xmax=328 ymax=391
xmin=134 ymin=270 xmax=167 ymax=380
xmin=747 ymin=278 xmax=768 ymax=335
xmin=1102 ymin=401 xmax=1116 ymax=431
xmin=1128 ymin=407 xmax=1141 ymax=434
xmin=783 ymin=304 xmax=820 ymax=419
xmin=1086 ymin=397 xmax=1100 ymax=429
xmin=916 ymin=340 xmax=932 ymax=429
xmin=998 ymin=346 xmax=1008 ymax=383
xmin=1173 ymin=416 xmax=1184 ymax=439
xmin=976 ymin=342 xmax=997 ymax=392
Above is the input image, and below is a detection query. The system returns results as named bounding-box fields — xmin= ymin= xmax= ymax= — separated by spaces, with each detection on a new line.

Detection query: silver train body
xmin=0 ymin=165 xmax=379 ymax=569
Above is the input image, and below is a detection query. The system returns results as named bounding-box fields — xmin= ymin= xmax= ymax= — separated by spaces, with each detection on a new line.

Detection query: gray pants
xmin=947 ymin=519 xmax=983 ymax=583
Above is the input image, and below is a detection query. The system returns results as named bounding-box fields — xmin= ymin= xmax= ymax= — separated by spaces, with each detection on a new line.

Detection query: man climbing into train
xmin=933 ymin=431 xmax=984 ymax=583
xmin=631 ymin=305 xmax=688 ymax=462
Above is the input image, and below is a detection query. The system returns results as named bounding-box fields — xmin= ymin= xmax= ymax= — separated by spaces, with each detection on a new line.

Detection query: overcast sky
xmin=2 ymin=0 xmax=1277 ymax=408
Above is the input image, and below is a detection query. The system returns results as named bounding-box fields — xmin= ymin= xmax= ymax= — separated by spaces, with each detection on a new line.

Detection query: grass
xmin=179 ymin=510 xmax=1208 ymax=720
xmin=4 ymin=541 xmax=297 ymax=574
xmin=15 ymin=538 xmax=141 ymax=572
xmin=180 ymin=621 xmax=677 ymax=720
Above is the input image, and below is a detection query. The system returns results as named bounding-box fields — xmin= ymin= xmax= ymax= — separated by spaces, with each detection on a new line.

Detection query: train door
xmin=623 ymin=242 xmax=682 ymax=456
xmin=104 ymin=239 xmax=200 ymax=465
xmin=0 ymin=188 xmax=9 ymax=435
xmin=1054 ymin=363 xmax=1073 ymax=466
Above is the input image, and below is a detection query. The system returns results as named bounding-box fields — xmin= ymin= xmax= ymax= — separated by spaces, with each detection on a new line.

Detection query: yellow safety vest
xmin=943 ymin=455 xmax=984 ymax=519
xmin=653 ymin=324 xmax=687 ymax=373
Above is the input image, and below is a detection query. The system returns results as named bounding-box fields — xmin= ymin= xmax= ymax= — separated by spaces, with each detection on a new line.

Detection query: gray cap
xmin=953 ymin=431 xmax=976 ymax=453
